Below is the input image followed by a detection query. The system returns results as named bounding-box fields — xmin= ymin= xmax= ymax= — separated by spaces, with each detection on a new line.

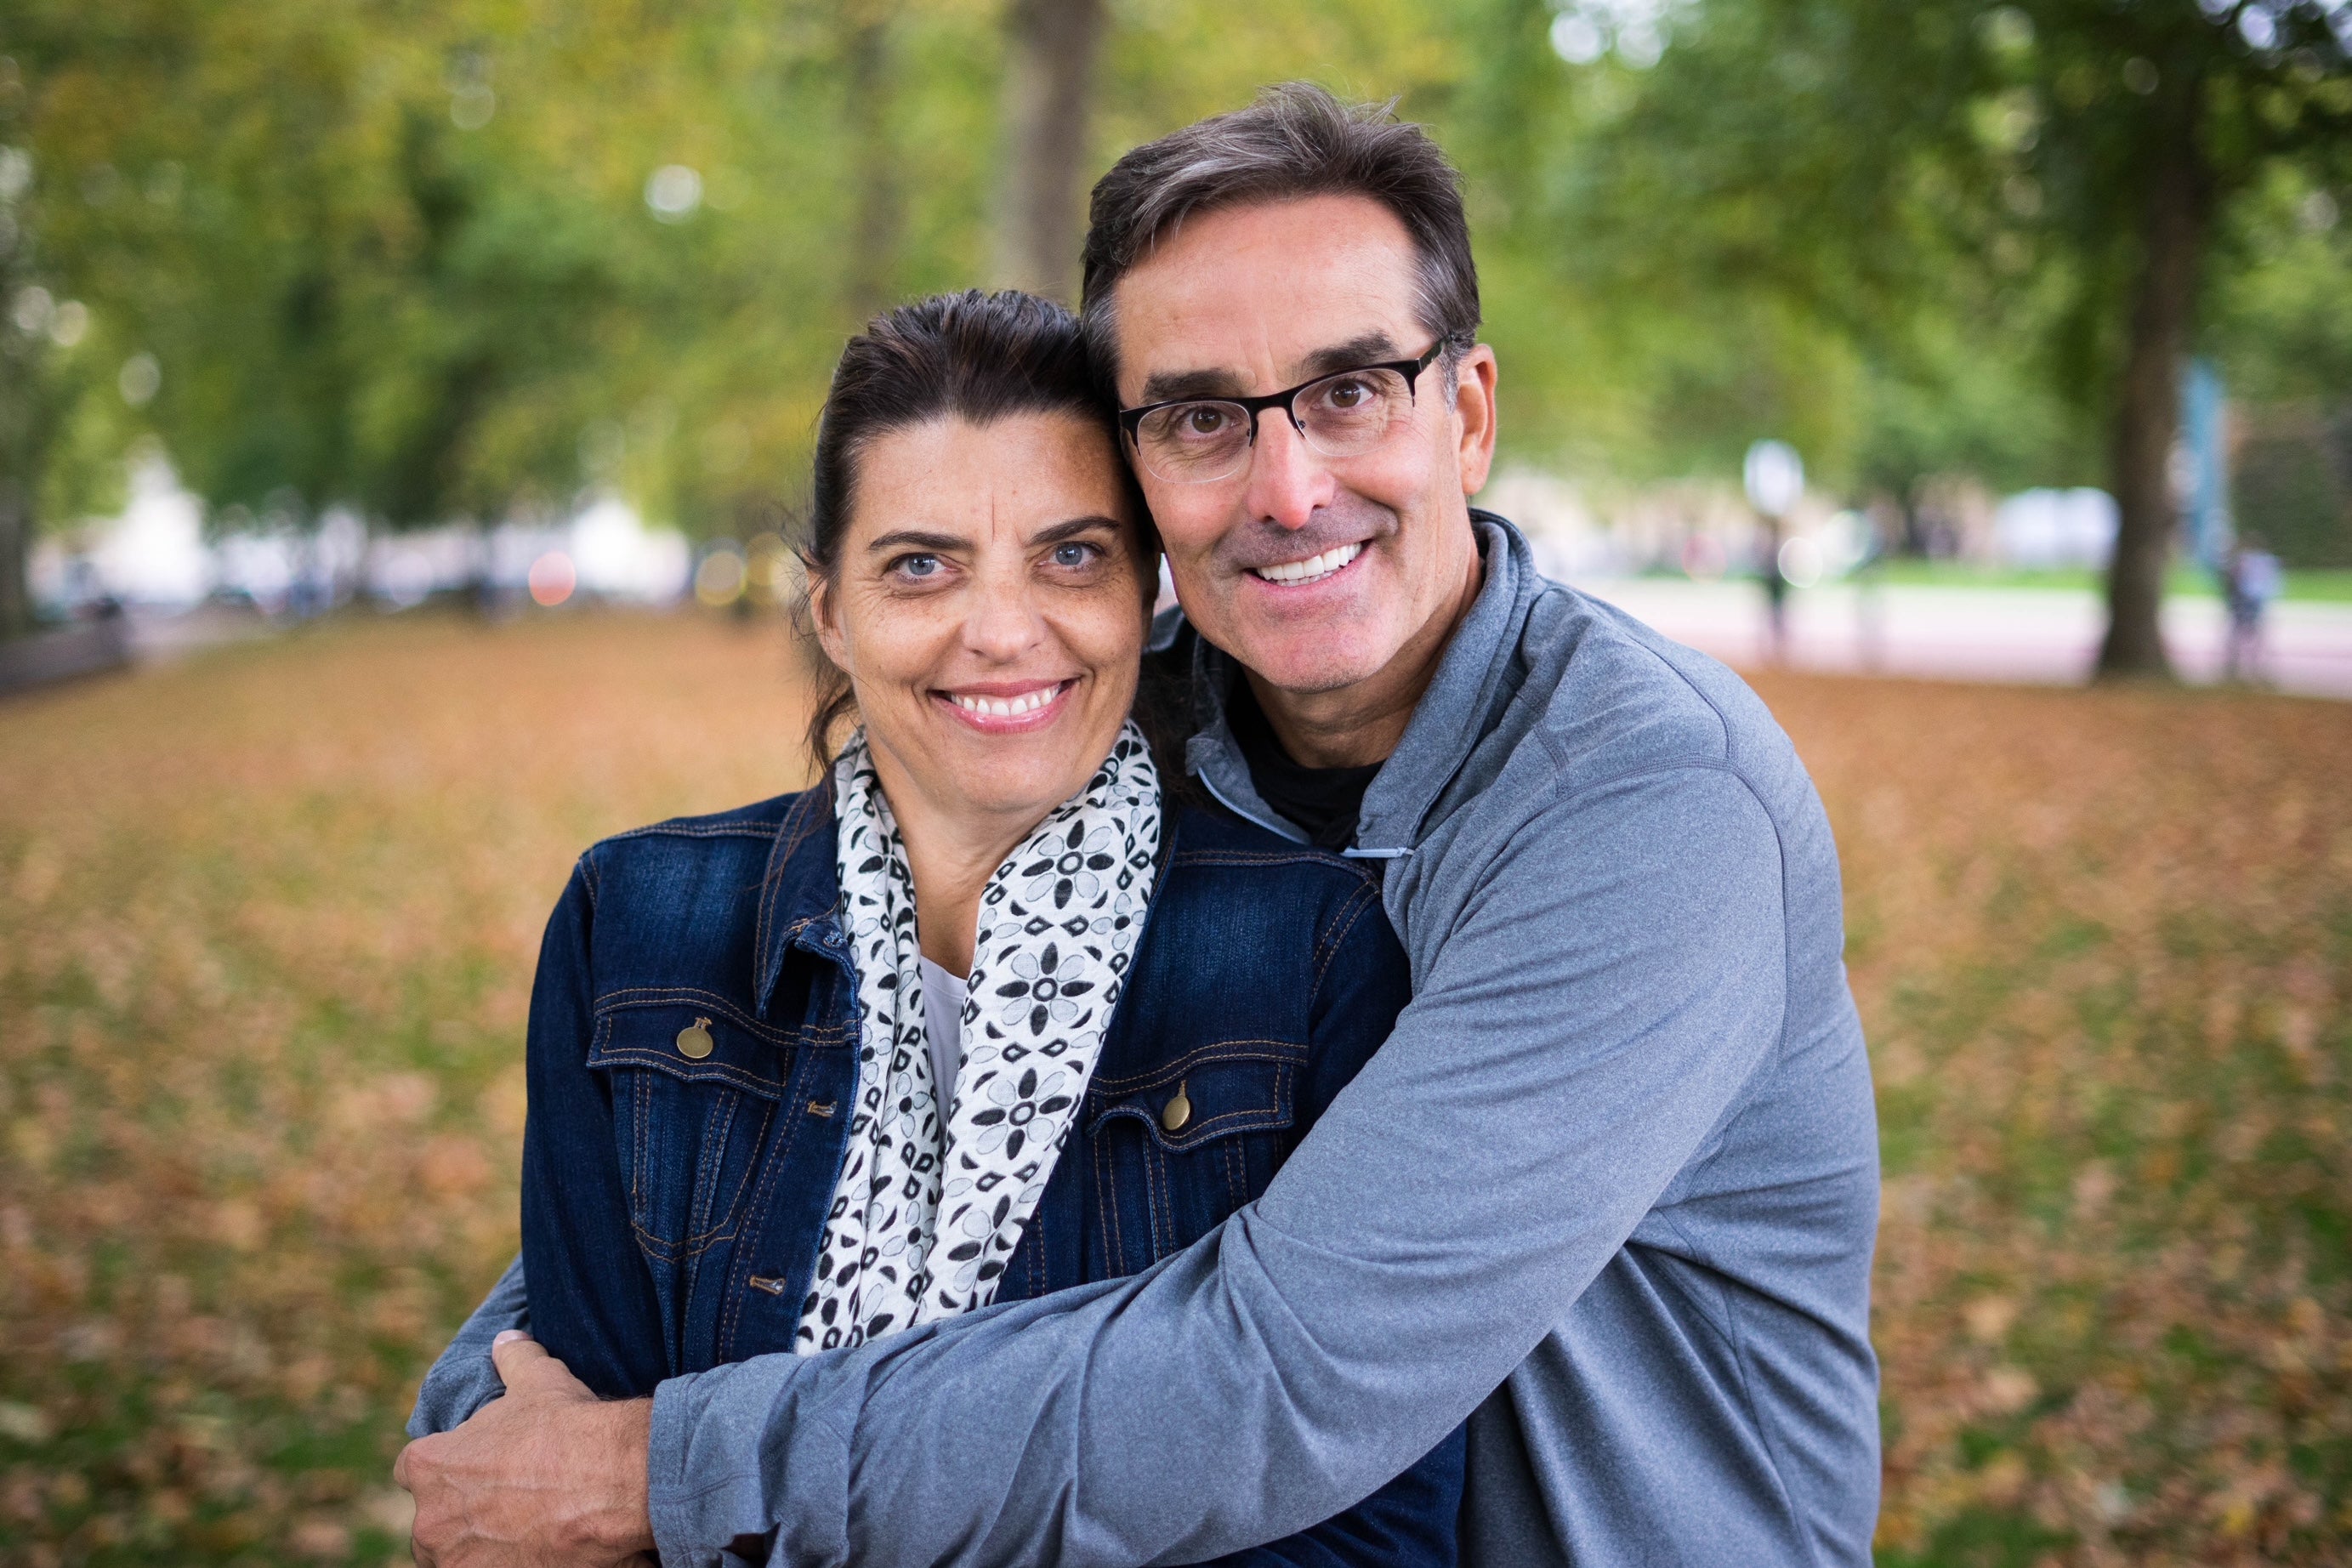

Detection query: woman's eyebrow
xmin=1030 ymin=515 xmax=1122 ymax=546
xmin=865 ymin=529 xmax=967 ymax=554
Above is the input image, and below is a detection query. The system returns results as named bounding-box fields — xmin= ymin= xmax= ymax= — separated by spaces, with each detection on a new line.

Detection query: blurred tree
xmin=992 ymin=0 xmax=1107 ymax=303
xmin=843 ymin=0 xmax=906 ymax=323
xmin=1548 ymin=0 xmax=2352 ymax=678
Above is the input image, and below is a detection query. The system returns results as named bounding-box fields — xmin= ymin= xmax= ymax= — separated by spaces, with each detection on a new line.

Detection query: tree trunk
xmin=0 ymin=477 xmax=31 ymax=641
xmin=2095 ymin=127 xmax=2210 ymax=681
xmin=843 ymin=4 xmax=901 ymax=324
xmin=991 ymin=0 xmax=1106 ymax=304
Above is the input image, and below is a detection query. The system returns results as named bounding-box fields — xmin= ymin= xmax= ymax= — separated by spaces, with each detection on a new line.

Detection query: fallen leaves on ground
xmin=1 ymin=612 xmax=2344 ymax=1565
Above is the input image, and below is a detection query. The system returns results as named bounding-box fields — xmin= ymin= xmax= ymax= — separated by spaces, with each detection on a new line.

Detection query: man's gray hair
xmin=1078 ymin=82 xmax=1481 ymax=395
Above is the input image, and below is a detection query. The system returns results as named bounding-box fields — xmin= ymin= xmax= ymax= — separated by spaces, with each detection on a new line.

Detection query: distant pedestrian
xmin=1760 ymin=521 xmax=1792 ymax=664
xmin=2224 ymin=536 xmax=2282 ymax=683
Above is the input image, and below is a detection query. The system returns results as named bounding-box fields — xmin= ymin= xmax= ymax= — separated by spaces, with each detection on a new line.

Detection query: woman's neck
xmin=862 ymin=754 xmax=1041 ymax=978
xmin=898 ymin=813 xmax=1027 ymax=978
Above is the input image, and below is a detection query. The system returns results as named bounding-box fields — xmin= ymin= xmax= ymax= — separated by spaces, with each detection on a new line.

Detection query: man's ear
xmin=1452 ymin=344 xmax=1499 ymax=497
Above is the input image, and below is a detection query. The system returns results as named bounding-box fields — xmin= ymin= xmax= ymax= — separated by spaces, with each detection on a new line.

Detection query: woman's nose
xmin=961 ymin=573 xmax=1047 ymax=662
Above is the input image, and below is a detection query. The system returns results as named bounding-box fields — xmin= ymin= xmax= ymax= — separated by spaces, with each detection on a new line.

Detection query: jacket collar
xmin=754 ymin=771 xmax=851 ymax=1018
xmin=1177 ymin=508 xmax=1538 ymax=856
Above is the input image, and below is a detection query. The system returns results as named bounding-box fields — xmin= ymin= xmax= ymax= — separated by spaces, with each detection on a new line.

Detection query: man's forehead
xmin=1111 ymin=194 xmax=1423 ymax=396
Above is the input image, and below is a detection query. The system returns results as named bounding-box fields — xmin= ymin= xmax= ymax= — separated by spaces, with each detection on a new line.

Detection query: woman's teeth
xmin=952 ymin=685 xmax=1064 ymax=717
xmin=1253 ymin=542 xmax=1363 ymax=585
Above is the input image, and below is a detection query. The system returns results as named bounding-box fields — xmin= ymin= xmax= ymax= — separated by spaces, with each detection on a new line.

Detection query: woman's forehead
xmin=849 ymin=414 xmax=1129 ymax=546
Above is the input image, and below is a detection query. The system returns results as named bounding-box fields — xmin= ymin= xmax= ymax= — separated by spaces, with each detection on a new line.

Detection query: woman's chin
xmin=934 ymin=760 xmax=1094 ymax=827
xmin=897 ymin=717 xmax=1115 ymax=828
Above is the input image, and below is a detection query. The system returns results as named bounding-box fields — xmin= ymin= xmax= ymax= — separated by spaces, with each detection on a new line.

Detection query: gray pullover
xmin=414 ymin=513 xmax=1880 ymax=1566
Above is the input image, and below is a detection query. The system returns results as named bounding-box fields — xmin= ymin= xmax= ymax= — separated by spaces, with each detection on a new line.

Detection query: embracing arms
xmin=406 ymin=766 xmax=1800 ymax=1565
xmin=652 ymin=767 xmax=1791 ymax=1565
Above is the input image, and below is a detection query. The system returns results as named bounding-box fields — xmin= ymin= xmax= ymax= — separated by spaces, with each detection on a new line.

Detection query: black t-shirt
xmin=1225 ymin=678 xmax=1383 ymax=851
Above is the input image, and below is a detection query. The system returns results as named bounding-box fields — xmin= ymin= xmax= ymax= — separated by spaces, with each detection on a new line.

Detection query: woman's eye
xmin=1050 ymin=543 xmax=1098 ymax=569
xmin=894 ymin=554 xmax=942 ymax=580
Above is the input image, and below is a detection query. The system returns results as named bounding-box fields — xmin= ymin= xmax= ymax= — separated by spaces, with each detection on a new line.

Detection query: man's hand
xmin=394 ymin=1331 xmax=656 ymax=1568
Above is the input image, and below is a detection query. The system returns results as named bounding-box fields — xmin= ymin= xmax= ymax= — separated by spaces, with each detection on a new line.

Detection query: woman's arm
xmin=406 ymin=856 xmax=664 ymax=1437
xmin=405 ymin=1254 xmax=527 ymax=1438
xmin=517 ymin=859 xmax=670 ymax=1398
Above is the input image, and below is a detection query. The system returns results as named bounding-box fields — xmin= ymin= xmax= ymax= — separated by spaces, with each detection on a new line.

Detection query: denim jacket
xmin=442 ymin=777 xmax=1463 ymax=1565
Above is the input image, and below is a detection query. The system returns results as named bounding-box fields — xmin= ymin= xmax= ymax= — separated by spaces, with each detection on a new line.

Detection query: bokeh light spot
xmin=645 ymin=164 xmax=702 ymax=222
xmin=119 ymin=351 xmax=161 ymax=406
xmin=1778 ymin=535 xmax=1826 ymax=589
xmin=528 ymin=551 xmax=576 ymax=607
xmin=695 ymin=548 xmax=746 ymax=607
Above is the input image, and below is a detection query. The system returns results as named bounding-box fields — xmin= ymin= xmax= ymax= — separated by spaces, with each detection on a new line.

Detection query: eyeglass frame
xmin=1115 ymin=341 xmax=1448 ymax=482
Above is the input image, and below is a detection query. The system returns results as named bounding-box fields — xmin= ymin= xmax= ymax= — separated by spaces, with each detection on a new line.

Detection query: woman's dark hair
xmin=798 ymin=289 xmax=1155 ymax=773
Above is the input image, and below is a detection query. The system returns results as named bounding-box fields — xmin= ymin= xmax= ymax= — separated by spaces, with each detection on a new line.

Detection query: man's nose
xmin=1242 ymin=412 xmax=1335 ymax=531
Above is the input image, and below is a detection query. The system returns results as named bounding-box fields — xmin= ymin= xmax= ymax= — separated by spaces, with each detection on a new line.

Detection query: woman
xmin=411 ymin=291 xmax=1462 ymax=1562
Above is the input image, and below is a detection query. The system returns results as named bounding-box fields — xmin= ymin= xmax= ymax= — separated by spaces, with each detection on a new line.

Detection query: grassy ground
xmin=1 ymin=611 xmax=2345 ymax=1566
xmin=1857 ymin=561 xmax=2352 ymax=602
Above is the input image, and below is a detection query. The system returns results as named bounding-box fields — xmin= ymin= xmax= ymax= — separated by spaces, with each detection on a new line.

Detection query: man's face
xmin=1110 ymin=194 xmax=1496 ymax=696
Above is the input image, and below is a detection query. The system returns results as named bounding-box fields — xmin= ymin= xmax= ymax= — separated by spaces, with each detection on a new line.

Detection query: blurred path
xmin=1579 ymin=577 xmax=2352 ymax=698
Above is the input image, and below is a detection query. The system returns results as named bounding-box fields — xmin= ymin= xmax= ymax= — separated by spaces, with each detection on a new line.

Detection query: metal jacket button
xmin=1161 ymin=1080 xmax=1191 ymax=1133
xmin=677 ymin=1018 xmax=714 ymax=1060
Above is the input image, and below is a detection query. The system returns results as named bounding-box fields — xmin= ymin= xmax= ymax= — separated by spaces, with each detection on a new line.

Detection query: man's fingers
xmin=392 ymin=1441 xmax=435 ymax=1566
xmin=490 ymin=1328 xmax=587 ymax=1398
xmin=488 ymin=1329 xmax=551 ymax=1387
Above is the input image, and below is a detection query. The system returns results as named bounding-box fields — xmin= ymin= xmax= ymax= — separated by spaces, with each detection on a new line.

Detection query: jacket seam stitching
xmin=1310 ymin=883 xmax=1379 ymax=995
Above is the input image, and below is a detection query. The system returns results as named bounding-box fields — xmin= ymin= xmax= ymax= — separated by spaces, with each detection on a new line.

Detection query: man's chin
xmin=1232 ymin=630 xmax=1395 ymax=701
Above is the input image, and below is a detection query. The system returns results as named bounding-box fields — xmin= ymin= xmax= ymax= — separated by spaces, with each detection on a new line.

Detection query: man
xmin=399 ymin=83 xmax=1880 ymax=1566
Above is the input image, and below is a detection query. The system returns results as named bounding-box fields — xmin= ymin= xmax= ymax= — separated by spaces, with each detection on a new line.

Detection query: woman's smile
xmin=936 ymin=677 xmax=1080 ymax=732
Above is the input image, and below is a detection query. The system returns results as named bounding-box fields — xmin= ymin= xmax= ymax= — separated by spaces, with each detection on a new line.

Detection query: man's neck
xmin=1249 ymin=533 xmax=1485 ymax=770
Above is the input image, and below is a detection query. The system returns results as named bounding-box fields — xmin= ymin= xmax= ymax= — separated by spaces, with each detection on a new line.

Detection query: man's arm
xmin=645 ymin=767 xmax=1792 ymax=1567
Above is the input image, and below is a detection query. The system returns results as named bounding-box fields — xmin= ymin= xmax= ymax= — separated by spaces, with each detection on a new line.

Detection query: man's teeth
xmin=953 ymin=685 xmax=1063 ymax=717
xmin=1253 ymin=542 xmax=1363 ymax=585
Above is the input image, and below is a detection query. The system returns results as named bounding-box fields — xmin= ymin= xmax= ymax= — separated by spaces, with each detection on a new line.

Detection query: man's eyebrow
xmin=1299 ymin=331 xmax=1403 ymax=379
xmin=865 ymin=529 xmax=967 ymax=554
xmin=1136 ymin=366 xmax=1251 ymax=404
xmin=1133 ymin=331 xmax=1406 ymax=405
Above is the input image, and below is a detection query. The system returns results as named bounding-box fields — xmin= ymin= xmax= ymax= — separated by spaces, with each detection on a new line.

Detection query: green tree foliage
xmin=1518 ymin=0 xmax=2352 ymax=674
xmin=2 ymin=0 xmax=2348 ymax=668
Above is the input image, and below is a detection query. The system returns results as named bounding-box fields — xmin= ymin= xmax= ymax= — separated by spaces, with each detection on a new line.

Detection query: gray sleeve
xmin=647 ymin=768 xmax=1790 ymax=1568
xmin=405 ymin=1254 xmax=529 ymax=1439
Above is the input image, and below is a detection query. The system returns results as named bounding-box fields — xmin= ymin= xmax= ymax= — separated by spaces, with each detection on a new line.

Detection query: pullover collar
xmin=1173 ymin=509 xmax=1538 ymax=858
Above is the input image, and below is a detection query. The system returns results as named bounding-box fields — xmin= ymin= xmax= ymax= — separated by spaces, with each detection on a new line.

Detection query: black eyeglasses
xmin=1116 ymin=343 xmax=1446 ymax=485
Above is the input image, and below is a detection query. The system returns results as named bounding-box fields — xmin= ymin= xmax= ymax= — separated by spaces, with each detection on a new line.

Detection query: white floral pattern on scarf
xmin=796 ymin=722 xmax=1160 ymax=1353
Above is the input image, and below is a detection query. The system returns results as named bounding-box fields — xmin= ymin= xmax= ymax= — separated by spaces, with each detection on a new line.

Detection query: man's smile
xmin=1249 ymin=542 xmax=1365 ymax=586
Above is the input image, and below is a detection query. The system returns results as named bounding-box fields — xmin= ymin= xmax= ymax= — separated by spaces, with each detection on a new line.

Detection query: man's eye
xmin=1051 ymin=543 xmax=1098 ymax=569
xmin=1181 ymin=406 xmax=1230 ymax=436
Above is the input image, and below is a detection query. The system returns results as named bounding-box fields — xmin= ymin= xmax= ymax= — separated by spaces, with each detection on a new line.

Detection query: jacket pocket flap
xmin=588 ymin=994 xmax=795 ymax=1099
xmin=1086 ymin=1042 xmax=1301 ymax=1151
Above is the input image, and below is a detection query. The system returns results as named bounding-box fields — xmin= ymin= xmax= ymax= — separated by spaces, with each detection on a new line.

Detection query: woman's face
xmin=810 ymin=411 xmax=1152 ymax=835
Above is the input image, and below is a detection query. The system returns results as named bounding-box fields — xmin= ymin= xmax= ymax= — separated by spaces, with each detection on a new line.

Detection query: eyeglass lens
xmin=1134 ymin=366 xmax=1414 ymax=483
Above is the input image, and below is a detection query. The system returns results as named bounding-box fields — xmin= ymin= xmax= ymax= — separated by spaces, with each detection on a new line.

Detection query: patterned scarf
xmin=796 ymin=721 xmax=1161 ymax=1353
